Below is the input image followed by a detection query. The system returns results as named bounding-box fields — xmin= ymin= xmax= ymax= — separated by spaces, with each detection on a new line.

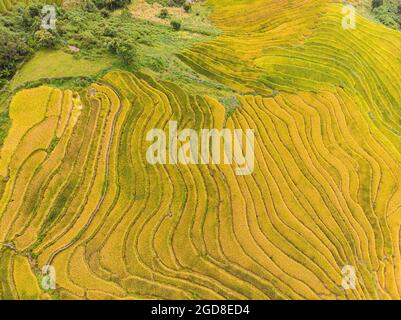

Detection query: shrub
xmin=92 ymin=0 xmax=106 ymax=9
xmin=28 ymin=4 xmax=42 ymax=18
xmin=158 ymin=8 xmax=169 ymax=19
xmin=0 ymin=28 xmax=31 ymax=80
xmin=34 ymin=29 xmax=58 ymax=48
xmin=372 ymin=2 xmax=401 ymax=30
xmin=107 ymin=38 xmax=137 ymax=66
xmin=170 ymin=20 xmax=181 ymax=31
xmin=94 ymin=0 xmax=131 ymax=10
xmin=168 ymin=0 xmax=185 ymax=7
xmin=116 ymin=41 xmax=137 ymax=65
xmin=82 ymin=0 xmax=97 ymax=12
xmin=372 ymin=0 xmax=383 ymax=9
xmin=107 ymin=0 xmax=132 ymax=10
xmin=183 ymin=3 xmax=191 ymax=13
xmin=20 ymin=5 xmax=42 ymax=30
xmin=103 ymin=26 xmax=117 ymax=37
xmin=100 ymin=8 xmax=110 ymax=17
xmin=77 ymin=31 xmax=98 ymax=49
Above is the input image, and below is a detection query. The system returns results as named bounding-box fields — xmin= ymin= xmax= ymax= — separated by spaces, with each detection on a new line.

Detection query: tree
xmin=107 ymin=38 xmax=137 ymax=66
xmin=0 ymin=28 xmax=31 ymax=80
xmin=21 ymin=4 xmax=42 ymax=30
xmin=82 ymin=0 xmax=97 ymax=12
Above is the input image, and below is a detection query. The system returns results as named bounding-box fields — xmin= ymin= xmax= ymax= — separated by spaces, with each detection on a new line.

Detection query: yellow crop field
xmin=1 ymin=0 xmax=401 ymax=302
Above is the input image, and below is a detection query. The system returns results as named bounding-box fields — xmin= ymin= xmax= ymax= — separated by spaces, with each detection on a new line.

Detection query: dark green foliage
xmin=372 ymin=0 xmax=401 ymax=30
xmin=0 ymin=27 xmax=32 ymax=82
xmin=103 ymin=26 xmax=117 ymax=37
xmin=93 ymin=0 xmax=131 ymax=10
xmin=168 ymin=0 xmax=186 ymax=7
xmin=75 ymin=30 xmax=99 ymax=49
xmin=34 ymin=29 xmax=58 ymax=48
xmin=82 ymin=0 xmax=97 ymax=12
xmin=171 ymin=20 xmax=181 ymax=31
xmin=107 ymin=38 xmax=137 ymax=66
xmin=0 ymin=3 xmax=64 ymax=86
xmin=100 ymin=8 xmax=110 ymax=18
xmin=183 ymin=3 xmax=191 ymax=13
xmin=372 ymin=0 xmax=383 ymax=9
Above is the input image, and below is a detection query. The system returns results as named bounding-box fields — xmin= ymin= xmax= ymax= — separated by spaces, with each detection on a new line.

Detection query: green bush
xmin=168 ymin=0 xmax=185 ymax=7
xmin=158 ymin=8 xmax=169 ymax=19
xmin=34 ymin=29 xmax=58 ymax=48
xmin=170 ymin=20 xmax=181 ymax=31
xmin=82 ymin=0 xmax=97 ymax=12
xmin=372 ymin=0 xmax=383 ymax=9
xmin=76 ymin=31 xmax=98 ymax=49
xmin=183 ymin=3 xmax=191 ymax=13
xmin=94 ymin=0 xmax=131 ymax=10
xmin=100 ymin=8 xmax=110 ymax=17
xmin=107 ymin=38 xmax=138 ymax=66
xmin=103 ymin=26 xmax=117 ymax=37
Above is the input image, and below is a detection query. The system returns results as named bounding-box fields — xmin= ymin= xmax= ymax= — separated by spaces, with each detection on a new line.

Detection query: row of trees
xmin=0 ymin=28 xmax=31 ymax=87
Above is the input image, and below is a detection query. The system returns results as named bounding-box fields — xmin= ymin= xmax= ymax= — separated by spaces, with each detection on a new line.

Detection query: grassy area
xmin=2 ymin=1 xmax=221 ymax=94
xmin=10 ymin=50 xmax=116 ymax=89
xmin=129 ymin=0 xmax=218 ymax=35
xmin=352 ymin=0 xmax=401 ymax=30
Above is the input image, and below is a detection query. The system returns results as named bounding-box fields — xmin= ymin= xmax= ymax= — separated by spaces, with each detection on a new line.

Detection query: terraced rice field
xmin=1 ymin=0 xmax=401 ymax=299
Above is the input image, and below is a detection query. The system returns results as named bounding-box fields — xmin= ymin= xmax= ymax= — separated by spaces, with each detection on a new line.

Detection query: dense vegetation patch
xmin=0 ymin=0 xmax=215 ymax=91
xmin=371 ymin=0 xmax=401 ymax=30
xmin=0 ymin=0 xmax=221 ymax=145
